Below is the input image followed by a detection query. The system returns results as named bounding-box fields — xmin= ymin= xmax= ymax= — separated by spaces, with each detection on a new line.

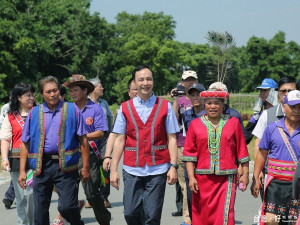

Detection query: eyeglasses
xmin=278 ymin=89 xmax=295 ymax=94
xmin=23 ymin=93 xmax=35 ymax=99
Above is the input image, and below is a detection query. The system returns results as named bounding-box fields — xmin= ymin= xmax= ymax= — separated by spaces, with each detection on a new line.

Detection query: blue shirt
xmin=113 ymin=94 xmax=179 ymax=134
xmin=259 ymin=118 xmax=300 ymax=162
xmin=113 ymin=94 xmax=179 ymax=176
xmin=22 ymin=100 xmax=86 ymax=154
xmin=80 ymin=99 xmax=108 ymax=147
xmin=182 ymin=108 xmax=198 ymax=133
xmin=97 ymin=98 xmax=113 ymax=132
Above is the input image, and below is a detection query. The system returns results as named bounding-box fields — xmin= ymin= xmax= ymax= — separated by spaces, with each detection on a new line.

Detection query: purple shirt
xmin=80 ymin=99 xmax=108 ymax=146
xmin=259 ymin=118 xmax=300 ymax=161
xmin=177 ymin=96 xmax=192 ymax=146
xmin=22 ymin=100 xmax=86 ymax=154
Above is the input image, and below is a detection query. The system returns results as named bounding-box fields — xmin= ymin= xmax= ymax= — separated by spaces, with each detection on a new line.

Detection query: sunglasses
xmin=278 ymin=89 xmax=295 ymax=93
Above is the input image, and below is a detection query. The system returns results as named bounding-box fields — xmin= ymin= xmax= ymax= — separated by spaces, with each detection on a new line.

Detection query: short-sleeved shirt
xmin=0 ymin=103 xmax=9 ymax=128
xmin=96 ymin=98 xmax=113 ymax=132
xmin=176 ymin=96 xmax=192 ymax=146
xmin=0 ymin=112 xmax=30 ymax=171
xmin=252 ymin=104 xmax=284 ymax=139
xmin=80 ymin=99 xmax=108 ymax=147
xmin=259 ymin=118 xmax=300 ymax=161
xmin=113 ymin=94 xmax=179 ymax=176
xmin=113 ymin=94 xmax=179 ymax=135
xmin=21 ymin=100 xmax=86 ymax=154
xmin=182 ymin=107 xmax=198 ymax=137
xmin=0 ymin=115 xmax=13 ymax=140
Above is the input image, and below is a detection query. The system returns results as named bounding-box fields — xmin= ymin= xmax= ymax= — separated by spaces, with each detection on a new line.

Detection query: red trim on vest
xmin=8 ymin=113 xmax=23 ymax=149
xmin=122 ymin=97 xmax=170 ymax=167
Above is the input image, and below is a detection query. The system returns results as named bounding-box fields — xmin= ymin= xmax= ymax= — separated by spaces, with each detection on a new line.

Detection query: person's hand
xmin=259 ymin=171 xmax=264 ymax=186
xmin=103 ymin=158 xmax=111 ymax=172
xmin=80 ymin=167 xmax=91 ymax=183
xmin=238 ymin=172 xmax=249 ymax=192
xmin=189 ymin=176 xmax=198 ymax=194
xmin=110 ymin=171 xmax=120 ymax=190
xmin=170 ymin=88 xmax=179 ymax=99
xmin=167 ymin=167 xmax=177 ymax=185
xmin=250 ymin=176 xmax=262 ymax=198
xmin=237 ymin=164 xmax=243 ymax=180
xmin=1 ymin=159 xmax=10 ymax=171
xmin=18 ymin=171 xmax=27 ymax=189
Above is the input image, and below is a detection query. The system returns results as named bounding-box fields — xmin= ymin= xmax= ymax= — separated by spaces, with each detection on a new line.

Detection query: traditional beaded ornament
xmin=206 ymin=115 xmax=225 ymax=154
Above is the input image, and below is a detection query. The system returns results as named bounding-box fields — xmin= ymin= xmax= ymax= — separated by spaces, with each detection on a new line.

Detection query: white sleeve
xmin=0 ymin=116 xmax=12 ymax=141
xmin=252 ymin=110 xmax=268 ymax=139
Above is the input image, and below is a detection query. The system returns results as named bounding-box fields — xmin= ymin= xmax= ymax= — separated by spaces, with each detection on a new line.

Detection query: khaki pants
xmin=178 ymin=146 xmax=191 ymax=223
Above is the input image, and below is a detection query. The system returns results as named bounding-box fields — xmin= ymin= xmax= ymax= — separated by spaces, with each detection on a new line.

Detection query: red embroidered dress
xmin=183 ymin=115 xmax=250 ymax=225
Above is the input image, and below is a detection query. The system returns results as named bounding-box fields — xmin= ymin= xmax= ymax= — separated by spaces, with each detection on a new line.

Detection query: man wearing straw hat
xmin=64 ymin=74 xmax=111 ymax=225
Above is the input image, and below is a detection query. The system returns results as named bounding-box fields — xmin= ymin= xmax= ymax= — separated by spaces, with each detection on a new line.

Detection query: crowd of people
xmin=0 ymin=65 xmax=300 ymax=225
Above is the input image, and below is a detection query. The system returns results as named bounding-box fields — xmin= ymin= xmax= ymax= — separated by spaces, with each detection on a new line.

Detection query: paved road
xmin=0 ymin=161 xmax=260 ymax=225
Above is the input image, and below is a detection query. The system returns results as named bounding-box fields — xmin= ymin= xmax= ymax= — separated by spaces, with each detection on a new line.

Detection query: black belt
xmin=43 ymin=154 xmax=59 ymax=160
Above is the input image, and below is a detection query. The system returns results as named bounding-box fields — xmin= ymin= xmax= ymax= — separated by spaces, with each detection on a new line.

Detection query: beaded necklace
xmin=206 ymin=115 xmax=224 ymax=154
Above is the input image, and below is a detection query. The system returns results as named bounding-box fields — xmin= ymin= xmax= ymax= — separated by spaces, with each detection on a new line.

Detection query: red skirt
xmin=192 ymin=174 xmax=237 ymax=225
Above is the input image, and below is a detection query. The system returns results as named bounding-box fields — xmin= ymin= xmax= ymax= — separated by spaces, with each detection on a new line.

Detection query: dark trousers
xmin=5 ymin=180 xmax=15 ymax=202
xmin=100 ymin=169 xmax=110 ymax=199
xmin=184 ymin=167 xmax=192 ymax=220
xmin=175 ymin=180 xmax=183 ymax=211
xmin=123 ymin=170 xmax=167 ymax=225
xmin=100 ymin=140 xmax=110 ymax=199
xmin=33 ymin=158 xmax=83 ymax=225
xmin=79 ymin=152 xmax=111 ymax=225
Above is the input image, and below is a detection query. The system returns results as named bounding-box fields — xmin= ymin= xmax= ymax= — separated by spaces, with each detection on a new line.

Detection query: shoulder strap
xmin=88 ymin=140 xmax=101 ymax=160
xmin=12 ymin=111 xmax=25 ymax=129
xmin=277 ymin=125 xmax=298 ymax=164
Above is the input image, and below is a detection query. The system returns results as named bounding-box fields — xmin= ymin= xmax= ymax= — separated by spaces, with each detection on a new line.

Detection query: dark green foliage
xmin=0 ymin=1 xmax=299 ymax=106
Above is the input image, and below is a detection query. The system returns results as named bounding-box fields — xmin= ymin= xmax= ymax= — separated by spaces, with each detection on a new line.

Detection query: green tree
xmin=0 ymin=0 xmax=113 ymax=104
xmin=238 ymin=31 xmax=298 ymax=92
xmin=107 ymin=11 xmax=180 ymax=103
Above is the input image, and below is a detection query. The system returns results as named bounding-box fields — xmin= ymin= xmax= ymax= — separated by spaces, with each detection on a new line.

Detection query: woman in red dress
xmin=183 ymin=88 xmax=250 ymax=225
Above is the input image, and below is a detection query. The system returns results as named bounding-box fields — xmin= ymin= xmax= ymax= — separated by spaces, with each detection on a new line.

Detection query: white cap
xmin=182 ymin=70 xmax=197 ymax=80
xmin=284 ymin=90 xmax=300 ymax=106
xmin=208 ymin=82 xmax=228 ymax=92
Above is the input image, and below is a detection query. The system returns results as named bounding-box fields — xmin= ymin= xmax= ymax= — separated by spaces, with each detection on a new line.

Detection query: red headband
xmin=200 ymin=91 xmax=229 ymax=99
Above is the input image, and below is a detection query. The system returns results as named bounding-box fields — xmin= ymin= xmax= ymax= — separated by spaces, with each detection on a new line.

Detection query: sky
xmin=90 ymin=0 xmax=300 ymax=47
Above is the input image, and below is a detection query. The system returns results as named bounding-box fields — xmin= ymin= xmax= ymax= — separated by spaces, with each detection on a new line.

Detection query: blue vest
xmin=28 ymin=102 xmax=80 ymax=175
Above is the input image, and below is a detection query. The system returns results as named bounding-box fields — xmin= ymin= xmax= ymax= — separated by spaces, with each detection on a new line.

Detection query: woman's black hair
xmin=8 ymin=82 xmax=35 ymax=113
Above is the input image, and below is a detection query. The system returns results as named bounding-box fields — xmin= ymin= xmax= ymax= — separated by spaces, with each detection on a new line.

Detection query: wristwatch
xmin=170 ymin=163 xmax=179 ymax=169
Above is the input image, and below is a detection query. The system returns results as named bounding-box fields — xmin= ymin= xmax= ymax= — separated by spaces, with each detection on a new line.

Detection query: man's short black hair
xmin=60 ymin=85 xmax=66 ymax=96
xmin=132 ymin=65 xmax=153 ymax=80
xmin=127 ymin=78 xmax=134 ymax=90
xmin=278 ymin=76 xmax=300 ymax=90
